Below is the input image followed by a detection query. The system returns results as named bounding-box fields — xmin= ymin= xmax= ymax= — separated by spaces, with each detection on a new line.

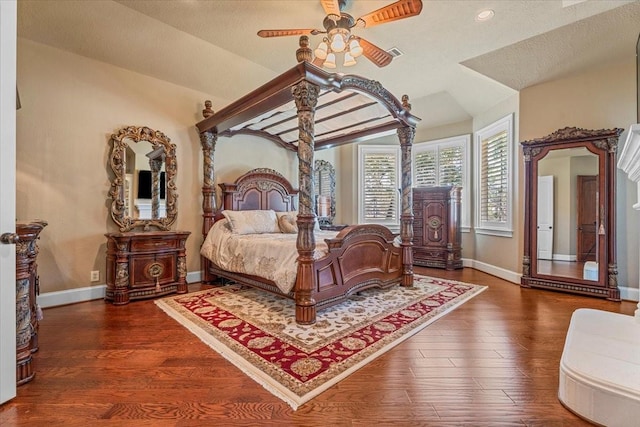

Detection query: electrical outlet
xmin=90 ymin=271 xmax=100 ymax=282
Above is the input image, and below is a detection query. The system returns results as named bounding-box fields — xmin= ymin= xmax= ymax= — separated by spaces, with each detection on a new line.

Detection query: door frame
xmin=0 ymin=0 xmax=18 ymax=404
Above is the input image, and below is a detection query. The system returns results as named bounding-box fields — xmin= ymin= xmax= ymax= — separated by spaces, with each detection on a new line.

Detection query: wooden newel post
xmin=292 ymin=79 xmax=319 ymax=324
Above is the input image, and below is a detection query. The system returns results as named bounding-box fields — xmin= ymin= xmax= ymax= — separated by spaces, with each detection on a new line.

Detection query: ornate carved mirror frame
xmin=521 ymin=127 xmax=622 ymax=300
xmin=108 ymin=125 xmax=178 ymax=232
xmin=314 ymin=159 xmax=336 ymax=226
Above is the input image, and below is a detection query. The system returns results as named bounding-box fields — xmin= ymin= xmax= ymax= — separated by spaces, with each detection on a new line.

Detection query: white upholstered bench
xmin=559 ymin=308 xmax=640 ymax=426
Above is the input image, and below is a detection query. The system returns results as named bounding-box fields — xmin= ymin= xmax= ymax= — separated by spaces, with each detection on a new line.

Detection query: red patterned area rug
xmin=155 ymin=274 xmax=486 ymax=410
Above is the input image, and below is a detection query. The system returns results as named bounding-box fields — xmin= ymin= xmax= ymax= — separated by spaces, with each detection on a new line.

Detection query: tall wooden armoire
xmin=412 ymin=186 xmax=462 ymax=270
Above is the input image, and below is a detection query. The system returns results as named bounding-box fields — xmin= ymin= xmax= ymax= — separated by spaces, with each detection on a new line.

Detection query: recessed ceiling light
xmin=475 ymin=9 xmax=495 ymax=22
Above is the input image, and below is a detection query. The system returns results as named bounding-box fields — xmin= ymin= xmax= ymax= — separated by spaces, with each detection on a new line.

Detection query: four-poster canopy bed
xmin=195 ymin=43 xmax=420 ymax=324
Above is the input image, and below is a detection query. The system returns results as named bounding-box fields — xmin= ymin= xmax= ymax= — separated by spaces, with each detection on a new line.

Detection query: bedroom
xmin=1 ymin=0 xmax=640 ymax=423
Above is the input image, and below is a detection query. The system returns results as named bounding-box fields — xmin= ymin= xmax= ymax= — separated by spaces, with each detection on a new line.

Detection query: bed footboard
xmin=295 ymin=224 xmax=404 ymax=322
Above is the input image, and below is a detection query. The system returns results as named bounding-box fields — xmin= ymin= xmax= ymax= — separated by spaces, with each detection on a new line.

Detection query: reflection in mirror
xmin=125 ymin=141 xmax=167 ymax=220
xmin=109 ymin=126 xmax=178 ymax=232
xmin=314 ymin=160 xmax=336 ymax=226
xmin=536 ymin=147 xmax=599 ymax=281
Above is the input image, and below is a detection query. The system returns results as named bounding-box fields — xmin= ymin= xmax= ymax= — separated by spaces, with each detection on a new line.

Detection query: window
xmin=358 ymin=145 xmax=400 ymax=227
xmin=474 ymin=114 xmax=514 ymax=237
xmin=413 ymin=135 xmax=471 ymax=230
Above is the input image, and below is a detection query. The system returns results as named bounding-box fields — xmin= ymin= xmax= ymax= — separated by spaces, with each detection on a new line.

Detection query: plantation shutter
xmin=362 ymin=150 xmax=398 ymax=222
xmin=414 ymin=149 xmax=437 ymax=186
xmin=439 ymin=145 xmax=463 ymax=186
xmin=481 ymin=130 xmax=508 ymax=223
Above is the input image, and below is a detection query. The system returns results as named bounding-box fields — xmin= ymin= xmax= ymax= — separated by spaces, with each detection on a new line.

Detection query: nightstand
xmin=105 ymin=230 xmax=190 ymax=304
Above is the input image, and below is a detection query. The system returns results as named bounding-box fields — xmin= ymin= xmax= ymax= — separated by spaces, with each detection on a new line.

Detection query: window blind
xmin=362 ymin=151 xmax=398 ymax=222
xmin=414 ymin=144 xmax=464 ymax=188
xmin=480 ymin=129 xmax=508 ymax=223
xmin=439 ymin=145 xmax=463 ymax=186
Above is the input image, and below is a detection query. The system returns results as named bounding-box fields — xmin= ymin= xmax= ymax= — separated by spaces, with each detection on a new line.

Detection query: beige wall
xmin=472 ymin=94 xmax=521 ymax=274
xmin=520 ymin=57 xmax=639 ymax=293
xmin=16 ymin=39 xmax=341 ymax=294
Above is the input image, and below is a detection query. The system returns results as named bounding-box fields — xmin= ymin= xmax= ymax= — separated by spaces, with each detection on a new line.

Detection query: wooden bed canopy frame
xmin=195 ymin=39 xmax=421 ymax=324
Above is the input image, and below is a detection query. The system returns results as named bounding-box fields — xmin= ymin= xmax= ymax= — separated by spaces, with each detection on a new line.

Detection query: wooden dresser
xmin=412 ymin=186 xmax=462 ymax=270
xmin=15 ymin=220 xmax=47 ymax=385
xmin=105 ymin=230 xmax=190 ymax=304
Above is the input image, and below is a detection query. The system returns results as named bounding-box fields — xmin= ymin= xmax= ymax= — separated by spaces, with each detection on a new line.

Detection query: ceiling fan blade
xmin=257 ymin=29 xmax=316 ymax=38
xmin=320 ymin=0 xmax=341 ymax=16
xmin=356 ymin=37 xmax=393 ymax=67
xmin=357 ymin=0 xmax=423 ymax=28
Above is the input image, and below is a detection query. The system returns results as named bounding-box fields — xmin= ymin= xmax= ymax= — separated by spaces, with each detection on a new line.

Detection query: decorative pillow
xmin=222 ymin=210 xmax=279 ymax=235
xmin=278 ymin=214 xmax=298 ymax=234
xmin=276 ymin=211 xmax=320 ymax=232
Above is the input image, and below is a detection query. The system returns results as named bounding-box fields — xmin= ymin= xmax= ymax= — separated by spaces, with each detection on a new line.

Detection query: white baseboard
xmin=38 ymin=284 xmax=106 ymax=308
xmin=620 ymin=286 xmax=640 ymax=302
xmin=462 ymin=258 xmax=521 ymax=284
xmin=39 ymin=270 xmax=204 ymax=308
xmin=553 ymin=254 xmax=577 ymax=262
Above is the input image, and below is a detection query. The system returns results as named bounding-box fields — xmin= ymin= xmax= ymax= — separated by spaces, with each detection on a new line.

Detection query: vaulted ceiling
xmin=17 ymin=0 xmax=640 ymax=130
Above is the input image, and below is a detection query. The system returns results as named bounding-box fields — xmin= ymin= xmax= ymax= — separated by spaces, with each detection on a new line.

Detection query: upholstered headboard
xmin=219 ymin=168 xmax=298 ymax=212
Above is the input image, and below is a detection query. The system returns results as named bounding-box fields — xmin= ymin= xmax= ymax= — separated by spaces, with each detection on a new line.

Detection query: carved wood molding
xmin=521 ymin=126 xmax=622 ymax=149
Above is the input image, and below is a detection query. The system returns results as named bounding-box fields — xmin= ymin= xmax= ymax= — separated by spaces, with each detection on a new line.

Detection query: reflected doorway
xmin=577 ymin=175 xmax=598 ymax=262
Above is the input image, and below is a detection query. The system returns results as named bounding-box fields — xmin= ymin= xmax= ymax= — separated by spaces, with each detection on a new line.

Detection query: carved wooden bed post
xmin=199 ymin=101 xmax=218 ymax=283
xmin=398 ymin=99 xmax=415 ymax=287
xmin=292 ymin=79 xmax=319 ymax=324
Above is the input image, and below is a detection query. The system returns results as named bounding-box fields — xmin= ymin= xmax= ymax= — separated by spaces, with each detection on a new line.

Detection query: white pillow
xmin=276 ymin=211 xmax=320 ymax=231
xmin=222 ymin=210 xmax=279 ymax=235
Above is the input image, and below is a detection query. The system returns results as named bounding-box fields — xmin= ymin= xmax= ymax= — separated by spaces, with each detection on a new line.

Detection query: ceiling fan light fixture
xmin=348 ymin=38 xmax=363 ymax=57
xmin=258 ymin=0 xmax=425 ymax=69
xmin=330 ymin=34 xmax=346 ymax=52
xmin=314 ymin=41 xmax=329 ymax=60
xmin=324 ymin=52 xmax=337 ymax=68
xmin=343 ymin=51 xmax=357 ymax=67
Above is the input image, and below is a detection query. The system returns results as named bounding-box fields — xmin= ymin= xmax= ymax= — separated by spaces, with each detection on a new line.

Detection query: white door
xmin=537 ymin=175 xmax=554 ymax=260
xmin=0 ymin=0 xmax=18 ymax=404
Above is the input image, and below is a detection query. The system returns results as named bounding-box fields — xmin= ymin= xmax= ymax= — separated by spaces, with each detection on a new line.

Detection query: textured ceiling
xmin=16 ymin=0 xmax=640 ymax=130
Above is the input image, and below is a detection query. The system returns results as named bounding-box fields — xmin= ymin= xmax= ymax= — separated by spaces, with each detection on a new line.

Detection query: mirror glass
xmin=123 ymin=139 xmax=167 ymax=220
xmin=535 ymin=147 xmax=599 ymax=281
xmin=314 ymin=159 xmax=336 ymax=226
xmin=109 ymin=126 xmax=177 ymax=232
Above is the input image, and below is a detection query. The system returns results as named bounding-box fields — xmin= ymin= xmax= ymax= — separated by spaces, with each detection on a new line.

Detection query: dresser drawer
xmin=131 ymin=238 xmax=177 ymax=252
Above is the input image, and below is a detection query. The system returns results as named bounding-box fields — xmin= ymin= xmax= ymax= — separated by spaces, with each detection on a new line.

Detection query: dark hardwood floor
xmin=1 ymin=267 xmax=635 ymax=426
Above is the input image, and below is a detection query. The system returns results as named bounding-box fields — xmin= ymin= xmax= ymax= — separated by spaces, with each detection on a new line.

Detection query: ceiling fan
xmin=257 ymin=0 xmax=423 ymax=68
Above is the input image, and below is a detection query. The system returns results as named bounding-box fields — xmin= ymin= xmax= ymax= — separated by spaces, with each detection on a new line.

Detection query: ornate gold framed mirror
xmin=108 ymin=125 xmax=178 ymax=231
xmin=521 ymin=127 xmax=622 ymax=300
xmin=314 ymin=159 xmax=336 ymax=226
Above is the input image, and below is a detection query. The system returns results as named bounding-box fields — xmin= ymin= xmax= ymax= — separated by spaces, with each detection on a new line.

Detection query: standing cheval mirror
xmin=521 ymin=127 xmax=622 ymax=300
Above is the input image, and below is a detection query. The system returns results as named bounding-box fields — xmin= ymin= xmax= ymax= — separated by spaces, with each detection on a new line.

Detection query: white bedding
xmin=200 ymin=219 xmax=339 ymax=294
